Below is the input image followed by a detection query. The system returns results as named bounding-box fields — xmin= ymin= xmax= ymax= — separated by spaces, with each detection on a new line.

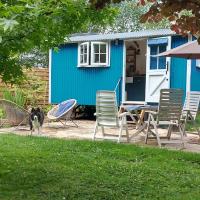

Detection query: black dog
xmin=29 ymin=107 xmax=44 ymax=134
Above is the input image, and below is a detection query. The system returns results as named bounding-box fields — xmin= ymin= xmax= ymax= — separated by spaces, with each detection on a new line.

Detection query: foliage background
xmin=104 ymin=0 xmax=169 ymax=33
xmin=0 ymin=0 xmax=117 ymax=84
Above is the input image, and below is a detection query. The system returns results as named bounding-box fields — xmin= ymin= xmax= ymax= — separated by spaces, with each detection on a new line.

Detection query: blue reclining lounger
xmin=47 ymin=99 xmax=78 ymax=127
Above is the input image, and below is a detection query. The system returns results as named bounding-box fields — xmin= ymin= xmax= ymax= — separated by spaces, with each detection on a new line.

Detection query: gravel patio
xmin=0 ymin=119 xmax=200 ymax=153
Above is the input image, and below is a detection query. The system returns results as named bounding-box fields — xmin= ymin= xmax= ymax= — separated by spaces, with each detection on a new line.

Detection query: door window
xmin=150 ymin=45 xmax=167 ymax=70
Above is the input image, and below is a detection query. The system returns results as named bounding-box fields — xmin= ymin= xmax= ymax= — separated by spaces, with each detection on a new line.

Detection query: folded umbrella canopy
xmin=159 ymin=40 xmax=200 ymax=59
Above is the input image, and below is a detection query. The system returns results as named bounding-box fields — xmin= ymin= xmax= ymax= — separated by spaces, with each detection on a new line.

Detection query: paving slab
xmin=0 ymin=120 xmax=200 ymax=153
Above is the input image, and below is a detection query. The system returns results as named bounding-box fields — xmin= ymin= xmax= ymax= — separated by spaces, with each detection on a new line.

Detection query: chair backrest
xmin=47 ymin=99 xmax=77 ymax=119
xmin=182 ymin=91 xmax=200 ymax=120
xmin=0 ymin=99 xmax=29 ymax=125
xmin=96 ymin=91 xmax=119 ymax=127
xmin=157 ymin=89 xmax=183 ymax=123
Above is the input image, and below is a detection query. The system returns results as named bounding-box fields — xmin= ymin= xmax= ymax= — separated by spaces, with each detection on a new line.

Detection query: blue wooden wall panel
xmin=191 ymin=60 xmax=200 ymax=91
xmin=51 ymin=41 xmax=123 ymax=105
xmin=170 ymin=36 xmax=188 ymax=97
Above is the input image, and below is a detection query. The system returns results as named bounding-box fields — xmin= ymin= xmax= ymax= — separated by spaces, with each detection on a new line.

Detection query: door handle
xmin=166 ymin=61 xmax=169 ymax=75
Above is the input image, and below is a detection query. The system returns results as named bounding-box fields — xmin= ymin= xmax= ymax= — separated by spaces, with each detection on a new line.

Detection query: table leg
xmin=130 ymin=109 xmax=146 ymax=139
xmin=136 ymin=110 xmax=145 ymax=129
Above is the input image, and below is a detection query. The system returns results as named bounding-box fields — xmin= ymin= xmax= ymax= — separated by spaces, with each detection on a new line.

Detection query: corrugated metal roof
xmin=67 ymin=29 xmax=176 ymax=43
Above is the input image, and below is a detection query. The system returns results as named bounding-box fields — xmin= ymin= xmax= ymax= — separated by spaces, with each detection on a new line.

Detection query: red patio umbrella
xmin=159 ymin=40 xmax=200 ymax=59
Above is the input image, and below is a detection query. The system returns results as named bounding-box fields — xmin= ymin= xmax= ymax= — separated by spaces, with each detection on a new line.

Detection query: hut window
xmin=78 ymin=41 xmax=109 ymax=67
xmin=91 ymin=42 xmax=109 ymax=66
xmin=150 ymin=44 xmax=167 ymax=70
xmin=78 ymin=42 xmax=89 ymax=66
xmin=196 ymin=60 xmax=200 ymax=68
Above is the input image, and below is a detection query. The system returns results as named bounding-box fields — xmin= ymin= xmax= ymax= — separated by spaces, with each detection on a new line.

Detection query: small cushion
xmin=54 ymin=100 xmax=75 ymax=117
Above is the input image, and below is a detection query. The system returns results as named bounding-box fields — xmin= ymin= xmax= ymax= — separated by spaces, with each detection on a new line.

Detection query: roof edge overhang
xmin=65 ymin=29 xmax=176 ymax=43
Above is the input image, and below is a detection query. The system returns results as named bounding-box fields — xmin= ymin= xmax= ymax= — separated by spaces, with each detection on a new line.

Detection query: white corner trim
xmin=186 ymin=59 xmax=191 ymax=92
xmin=145 ymin=41 xmax=150 ymax=102
xmin=49 ymin=49 xmax=52 ymax=103
xmin=166 ymin=36 xmax=171 ymax=88
xmin=186 ymin=35 xmax=192 ymax=92
xmin=122 ymin=41 xmax=126 ymax=102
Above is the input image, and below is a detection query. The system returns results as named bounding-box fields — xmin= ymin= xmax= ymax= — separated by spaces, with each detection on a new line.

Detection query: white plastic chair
xmin=93 ymin=91 xmax=129 ymax=143
xmin=145 ymin=89 xmax=184 ymax=147
xmin=181 ymin=91 xmax=200 ymax=137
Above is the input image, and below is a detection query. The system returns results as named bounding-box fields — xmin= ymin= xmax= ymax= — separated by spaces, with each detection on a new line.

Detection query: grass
xmin=0 ymin=135 xmax=200 ymax=199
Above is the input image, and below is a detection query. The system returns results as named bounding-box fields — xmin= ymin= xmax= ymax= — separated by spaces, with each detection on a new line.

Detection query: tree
xmin=139 ymin=0 xmax=200 ymax=41
xmin=92 ymin=0 xmax=200 ymax=40
xmin=0 ymin=0 xmax=117 ymax=84
xmin=89 ymin=0 xmax=123 ymax=9
xmin=105 ymin=0 xmax=168 ymax=33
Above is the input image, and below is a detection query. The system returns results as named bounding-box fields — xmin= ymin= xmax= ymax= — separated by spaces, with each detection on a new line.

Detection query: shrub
xmin=2 ymin=88 xmax=26 ymax=108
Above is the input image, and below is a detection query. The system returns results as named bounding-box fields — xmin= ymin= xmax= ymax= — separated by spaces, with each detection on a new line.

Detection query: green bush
xmin=186 ymin=112 xmax=200 ymax=131
xmin=2 ymin=90 xmax=15 ymax=102
xmin=14 ymin=88 xmax=26 ymax=107
xmin=42 ymin=104 xmax=53 ymax=115
xmin=2 ymin=88 xmax=26 ymax=108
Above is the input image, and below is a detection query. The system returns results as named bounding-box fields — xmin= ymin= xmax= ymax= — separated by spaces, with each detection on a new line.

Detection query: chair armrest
xmin=145 ymin=110 xmax=158 ymax=115
xmin=119 ymin=112 xmax=129 ymax=117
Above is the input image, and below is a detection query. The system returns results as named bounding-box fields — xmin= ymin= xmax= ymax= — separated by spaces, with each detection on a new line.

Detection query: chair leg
xmin=178 ymin=124 xmax=185 ymax=148
xmin=59 ymin=120 xmax=67 ymax=127
xmin=146 ymin=114 xmax=161 ymax=147
xmin=122 ymin=116 xmax=129 ymax=142
xmin=70 ymin=118 xmax=78 ymax=128
xmin=182 ymin=113 xmax=190 ymax=137
xmin=145 ymin=114 xmax=151 ymax=144
xmin=62 ymin=117 xmax=78 ymax=128
xmin=15 ymin=115 xmax=29 ymax=130
xmin=93 ymin=121 xmax=98 ymax=141
xmin=180 ymin=121 xmax=187 ymax=137
xmin=0 ymin=119 xmax=7 ymax=128
xmin=153 ymin=123 xmax=161 ymax=148
xmin=101 ymin=126 xmax=105 ymax=136
xmin=125 ymin=126 xmax=129 ymax=142
xmin=118 ymin=124 xmax=123 ymax=143
xmin=167 ymin=124 xmax=173 ymax=139
xmin=197 ymin=128 xmax=200 ymax=138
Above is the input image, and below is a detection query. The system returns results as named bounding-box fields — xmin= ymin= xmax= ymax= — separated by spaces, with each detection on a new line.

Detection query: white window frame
xmin=150 ymin=45 xmax=167 ymax=70
xmin=78 ymin=41 xmax=110 ymax=67
xmin=196 ymin=59 xmax=200 ymax=68
xmin=78 ymin=42 xmax=89 ymax=66
xmin=91 ymin=41 xmax=109 ymax=66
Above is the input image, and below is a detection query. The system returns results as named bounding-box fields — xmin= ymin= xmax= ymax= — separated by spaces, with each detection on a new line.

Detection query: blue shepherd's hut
xmin=49 ymin=29 xmax=200 ymax=105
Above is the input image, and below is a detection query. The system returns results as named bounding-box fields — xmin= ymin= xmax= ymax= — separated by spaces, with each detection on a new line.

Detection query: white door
xmin=145 ymin=37 xmax=171 ymax=103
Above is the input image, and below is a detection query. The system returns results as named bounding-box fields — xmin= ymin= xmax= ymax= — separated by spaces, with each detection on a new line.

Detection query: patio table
xmin=120 ymin=104 xmax=158 ymax=139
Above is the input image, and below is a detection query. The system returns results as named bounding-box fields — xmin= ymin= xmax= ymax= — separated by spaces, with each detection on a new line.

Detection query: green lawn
xmin=0 ymin=135 xmax=200 ymax=199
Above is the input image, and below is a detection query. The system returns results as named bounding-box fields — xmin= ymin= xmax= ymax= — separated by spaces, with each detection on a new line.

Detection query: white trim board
xmin=48 ymin=49 xmax=52 ymax=103
xmin=166 ymin=36 xmax=171 ymax=88
xmin=186 ymin=35 xmax=192 ymax=92
xmin=145 ymin=40 xmax=150 ymax=102
xmin=122 ymin=41 xmax=126 ymax=102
